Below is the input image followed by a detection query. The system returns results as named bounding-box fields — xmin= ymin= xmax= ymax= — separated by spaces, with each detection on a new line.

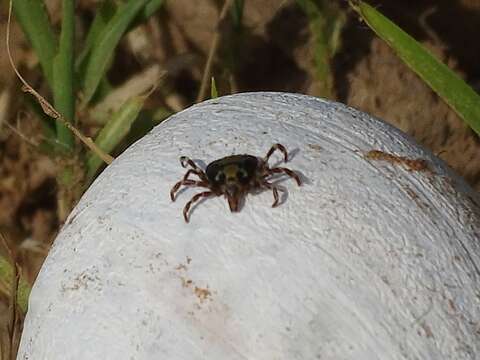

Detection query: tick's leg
xmin=170 ymin=179 xmax=209 ymax=201
xmin=181 ymin=168 xmax=208 ymax=182
xmin=179 ymin=157 xmax=209 ymax=182
xmin=264 ymin=143 xmax=288 ymax=164
xmin=183 ymin=191 xmax=215 ymax=223
xmin=180 ymin=156 xmax=203 ymax=170
xmin=267 ymin=167 xmax=302 ymax=186
xmin=260 ymin=180 xmax=284 ymax=207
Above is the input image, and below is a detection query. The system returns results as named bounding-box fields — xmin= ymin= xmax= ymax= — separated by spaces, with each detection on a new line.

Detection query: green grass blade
xmin=230 ymin=0 xmax=244 ymax=29
xmin=211 ymin=77 xmax=218 ymax=99
xmin=53 ymin=0 xmax=76 ymax=151
xmin=13 ymin=0 xmax=57 ymax=88
xmin=81 ymin=0 xmax=150 ymax=107
xmin=76 ymin=0 xmax=117 ymax=74
xmin=86 ymin=96 xmax=145 ymax=180
xmin=350 ymin=1 xmax=480 ymax=136
xmin=143 ymin=0 xmax=165 ymax=19
xmin=77 ymin=0 xmax=165 ymax=74
xmin=297 ymin=0 xmax=346 ymax=98
xmin=0 ymin=256 xmax=31 ymax=313
xmin=77 ymin=0 xmax=165 ymax=87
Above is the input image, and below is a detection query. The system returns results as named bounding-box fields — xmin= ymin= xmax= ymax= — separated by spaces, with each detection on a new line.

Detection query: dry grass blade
xmin=4 ymin=120 xmax=40 ymax=148
xmin=0 ymin=90 xmax=11 ymax=130
xmin=5 ymin=0 xmax=114 ymax=165
xmin=196 ymin=0 xmax=234 ymax=103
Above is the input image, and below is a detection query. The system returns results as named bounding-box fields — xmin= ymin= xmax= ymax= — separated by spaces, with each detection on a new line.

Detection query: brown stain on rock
xmin=365 ymin=150 xmax=430 ymax=172
xmin=194 ymin=286 xmax=212 ymax=303
xmin=174 ymin=257 xmax=213 ymax=304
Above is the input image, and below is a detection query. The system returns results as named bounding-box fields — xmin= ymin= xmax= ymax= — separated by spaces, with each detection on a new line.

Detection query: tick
xmin=170 ymin=143 xmax=302 ymax=222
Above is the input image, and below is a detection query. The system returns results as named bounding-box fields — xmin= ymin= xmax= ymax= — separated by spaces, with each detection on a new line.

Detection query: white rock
xmin=18 ymin=92 xmax=480 ymax=359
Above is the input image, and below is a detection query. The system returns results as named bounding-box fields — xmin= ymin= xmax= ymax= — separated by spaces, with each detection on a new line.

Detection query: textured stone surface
xmin=18 ymin=92 xmax=480 ymax=359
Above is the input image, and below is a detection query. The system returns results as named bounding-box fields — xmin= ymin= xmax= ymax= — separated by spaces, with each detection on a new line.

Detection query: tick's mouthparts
xmin=227 ymin=195 xmax=240 ymax=212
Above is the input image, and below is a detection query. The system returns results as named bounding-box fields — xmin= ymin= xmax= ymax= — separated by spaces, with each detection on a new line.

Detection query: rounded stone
xmin=18 ymin=92 xmax=480 ymax=359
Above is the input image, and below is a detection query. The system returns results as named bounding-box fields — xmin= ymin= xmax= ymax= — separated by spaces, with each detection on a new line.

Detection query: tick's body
xmin=170 ymin=144 xmax=301 ymax=222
